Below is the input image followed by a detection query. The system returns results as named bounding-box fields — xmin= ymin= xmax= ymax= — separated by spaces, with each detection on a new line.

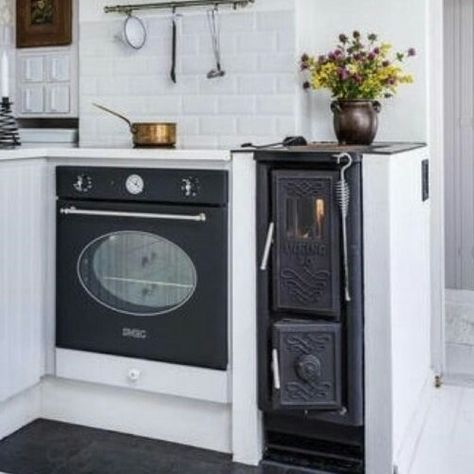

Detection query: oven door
xmin=271 ymin=170 xmax=341 ymax=318
xmin=56 ymin=199 xmax=228 ymax=370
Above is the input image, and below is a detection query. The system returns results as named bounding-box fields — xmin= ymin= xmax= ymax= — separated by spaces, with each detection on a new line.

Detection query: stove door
xmin=272 ymin=170 xmax=341 ymax=318
xmin=272 ymin=321 xmax=342 ymax=411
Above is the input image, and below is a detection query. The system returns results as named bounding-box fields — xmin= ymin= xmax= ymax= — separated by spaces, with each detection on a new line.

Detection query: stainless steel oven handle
xmin=60 ymin=207 xmax=207 ymax=222
xmin=272 ymin=348 xmax=281 ymax=391
xmin=260 ymin=222 xmax=274 ymax=271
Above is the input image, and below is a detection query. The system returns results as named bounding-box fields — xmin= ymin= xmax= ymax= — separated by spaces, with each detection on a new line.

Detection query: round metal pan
xmin=93 ymin=103 xmax=177 ymax=148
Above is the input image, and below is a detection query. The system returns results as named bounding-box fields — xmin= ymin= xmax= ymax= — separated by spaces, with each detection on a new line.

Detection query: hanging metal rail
xmin=104 ymin=0 xmax=255 ymax=14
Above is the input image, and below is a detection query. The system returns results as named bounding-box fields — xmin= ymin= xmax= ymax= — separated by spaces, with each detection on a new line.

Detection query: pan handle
xmin=92 ymin=103 xmax=134 ymax=129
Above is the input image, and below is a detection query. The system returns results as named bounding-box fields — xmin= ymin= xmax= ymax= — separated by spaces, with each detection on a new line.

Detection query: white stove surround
xmin=0 ymin=145 xmax=431 ymax=474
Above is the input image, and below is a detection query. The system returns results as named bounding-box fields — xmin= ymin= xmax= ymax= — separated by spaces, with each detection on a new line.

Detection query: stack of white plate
xmin=20 ymin=128 xmax=78 ymax=148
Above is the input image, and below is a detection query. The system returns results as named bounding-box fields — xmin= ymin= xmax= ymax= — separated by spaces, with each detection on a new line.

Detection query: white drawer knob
xmin=128 ymin=368 xmax=141 ymax=382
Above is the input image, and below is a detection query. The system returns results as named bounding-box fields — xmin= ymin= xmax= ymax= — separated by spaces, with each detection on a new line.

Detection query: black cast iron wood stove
xmin=256 ymin=150 xmax=364 ymax=474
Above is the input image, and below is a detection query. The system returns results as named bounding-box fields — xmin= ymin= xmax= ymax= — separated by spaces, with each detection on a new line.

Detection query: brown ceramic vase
xmin=331 ymin=100 xmax=381 ymax=145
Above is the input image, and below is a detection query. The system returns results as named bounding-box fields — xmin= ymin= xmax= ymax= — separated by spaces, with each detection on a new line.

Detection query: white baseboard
xmin=395 ymin=372 xmax=435 ymax=474
xmin=0 ymin=385 xmax=41 ymax=441
xmin=40 ymin=377 xmax=232 ymax=454
xmin=56 ymin=349 xmax=230 ymax=404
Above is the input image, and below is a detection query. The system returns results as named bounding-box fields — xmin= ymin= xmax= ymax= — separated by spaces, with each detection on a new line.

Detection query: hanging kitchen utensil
xmin=93 ymin=103 xmax=177 ymax=148
xmin=207 ymin=6 xmax=225 ymax=79
xmin=170 ymin=8 xmax=178 ymax=83
xmin=119 ymin=13 xmax=147 ymax=50
xmin=335 ymin=152 xmax=353 ymax=302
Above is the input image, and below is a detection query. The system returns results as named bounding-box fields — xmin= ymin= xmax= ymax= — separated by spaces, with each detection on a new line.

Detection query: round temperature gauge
xmin=126 ymin=174 xmax=144 ymax=195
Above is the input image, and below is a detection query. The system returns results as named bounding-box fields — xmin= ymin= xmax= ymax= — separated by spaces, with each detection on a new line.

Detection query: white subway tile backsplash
xmin=219 ymin=12 xmax=256 ymax=32
xmin=276 ymin=117 xmax=298 ymax=136
xmin=182 ymin=95 xmax=218 ymax=115
xmin=276 ymin=74 xmax=298 ymax=94
xmin=143 ymin=96 xmax=182 ymax=115
xmin=237 ymin=75 xmax=276 ymax=95
xmin=79 ymin=8 xmax=296 ymax=148
xmin=236 ymin=32 xmax=277 ymax=53
xmin=277 ymin=30 xmax=296 ymax=53
xmin=224 ymin=54 xmax=259 ymax=74
xmin=256 ymin=11 xmax=294 ymax=32
xmin=199 ymin=77 xmax=237 ymax=95
xmin=257 ymin=53 xmax=295 ymax=73
xmin=199 ymin=116 xmax=236 ymax=135
xmin=180 ymin=54 xmax=215 ymax=74
xmin=237 ymin=117 xmax=277 ymax=136
xmin=218 ymin=96 xmax=256 ymax=115
xmin=256 ymin=95 xmax=295 ymax=115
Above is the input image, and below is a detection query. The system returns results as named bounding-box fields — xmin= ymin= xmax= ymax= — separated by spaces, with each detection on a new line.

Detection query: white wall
xmin=301 ymin=0 xmax=428 ymax=143
xmin=78 ymin=0 xmax=298 ymax=148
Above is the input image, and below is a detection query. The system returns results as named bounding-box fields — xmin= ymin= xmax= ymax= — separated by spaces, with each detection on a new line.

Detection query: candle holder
xmin=0 ymin=97 xmax=20 ymax=148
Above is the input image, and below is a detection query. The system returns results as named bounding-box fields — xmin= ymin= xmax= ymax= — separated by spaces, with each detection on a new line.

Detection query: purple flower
xmin=367 ymin=52 xmax=376 ymax=61
xmin=338 ymin=67 xmax=350 ymax=80
xmin=300 ymin=62 xmax=309 ymax=71
xmin=328 ymin=52 xmax=337 ymax=61
xmin=301 ymin=53 xmax=309 ymax=62
xmin=408 ymin=48 xmax=416 ymax=57
xmin=302 ymin=81 xmax=311 ymax=90
xmin=339 ymin=34 xmax=348 ymax=44
xmin=373 ymin=47 xmax=380 ymax=55
xmin=318 ymin=55 xmax=327 ymax=64
xmin=334 ymin=49 xmax=343 ymax=57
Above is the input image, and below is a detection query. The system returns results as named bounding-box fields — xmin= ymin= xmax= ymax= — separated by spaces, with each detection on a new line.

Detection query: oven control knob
xmin=73 ymin=174 xmax=92 ymax=193
xmin=181 ymin=177 xmax=200 ymax=198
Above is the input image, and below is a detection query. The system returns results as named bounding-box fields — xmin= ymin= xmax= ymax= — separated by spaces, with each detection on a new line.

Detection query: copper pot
xmin=331 ymin=100 xmax=381 ymax=145
xmin=93 ymin=103 xmax=177 ymax=147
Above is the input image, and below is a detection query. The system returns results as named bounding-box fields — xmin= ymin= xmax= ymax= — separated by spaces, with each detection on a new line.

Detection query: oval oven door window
xmin=78 ymin=231 xmax=197 ymax=316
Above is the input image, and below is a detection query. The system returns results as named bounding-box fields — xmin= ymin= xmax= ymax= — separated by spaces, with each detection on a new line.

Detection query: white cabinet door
xmin=46 ymin=85 xmax=70 ymax=114
xmin=20 ymin=55 xmax=45 ymax=83
xmin=47 ymin=55 xmax=70 ymax=82
xmin=20 ymin=85 xmax=45 ymax=114
xmin=0 ymin=161 xmax=47 ymax=402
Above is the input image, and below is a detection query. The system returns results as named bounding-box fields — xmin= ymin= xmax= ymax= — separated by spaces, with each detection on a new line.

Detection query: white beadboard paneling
xmin=444 ymin=0 xmax=473 ymax=291
xmin=0 ymin=160 xmax=47 ymax=403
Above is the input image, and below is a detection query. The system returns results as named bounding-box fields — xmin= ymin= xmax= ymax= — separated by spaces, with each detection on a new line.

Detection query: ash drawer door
xmin=272 ymin=170 xmax=341 ymax=317
xmin=272 ymin=321 xmax=342 ymax=411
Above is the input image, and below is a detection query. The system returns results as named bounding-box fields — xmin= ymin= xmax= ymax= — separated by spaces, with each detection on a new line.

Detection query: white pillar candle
xmin=1 ymin=51 xmax=9 ymax=98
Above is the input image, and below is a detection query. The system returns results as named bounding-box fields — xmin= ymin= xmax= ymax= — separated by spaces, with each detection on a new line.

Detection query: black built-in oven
xmin=56 ymin=166 xmax=228 ymax=370
xmin=256 ymin=151 xmax=365 ymax=473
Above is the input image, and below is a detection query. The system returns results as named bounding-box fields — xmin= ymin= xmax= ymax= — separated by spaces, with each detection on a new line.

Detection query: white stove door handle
xmin=260 ymin=222 xmax=275 ymax=271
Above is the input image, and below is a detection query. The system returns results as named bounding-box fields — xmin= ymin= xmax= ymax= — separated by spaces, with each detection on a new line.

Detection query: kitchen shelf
xmin=104 ymin=0 xmax=255 ymax=15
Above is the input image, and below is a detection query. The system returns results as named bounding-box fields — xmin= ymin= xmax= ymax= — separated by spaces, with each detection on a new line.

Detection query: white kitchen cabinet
xmin=20 ymin=85 xmax=44 ymax=115
xmin=0 ymin=160 xmax=47 ymax=403
xmin=46 ymin=85 xmax=70 ymax=114
xmin=16 ymin=49 xmax=77 ymax=118
xmin=20 ymin=55 xmax=45 ymax=83
xmin=47 ymin=55 xmax=70 ymax=82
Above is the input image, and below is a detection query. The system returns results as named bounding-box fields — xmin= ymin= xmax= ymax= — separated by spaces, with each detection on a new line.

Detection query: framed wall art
xmin=16 ymin=0 xmax=72 ymax=48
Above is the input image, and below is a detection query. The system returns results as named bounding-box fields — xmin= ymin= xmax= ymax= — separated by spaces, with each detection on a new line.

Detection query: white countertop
xmin=0 ymin=147 xmax=233 ymax=162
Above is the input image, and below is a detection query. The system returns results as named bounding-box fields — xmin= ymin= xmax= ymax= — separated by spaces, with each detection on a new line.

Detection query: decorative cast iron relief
xmin=273 ymin=322 xmax=342 ymax=410
xmin=272 ymin=170 xmax=341 ymax=316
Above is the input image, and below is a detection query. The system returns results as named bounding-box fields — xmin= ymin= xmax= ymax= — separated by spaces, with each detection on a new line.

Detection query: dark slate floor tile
xmin=0 ymin=419 xmax=262 ymax=474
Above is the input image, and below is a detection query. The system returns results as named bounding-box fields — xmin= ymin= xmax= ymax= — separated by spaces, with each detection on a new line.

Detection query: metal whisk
xmin=335 ymin=153 xmax=353 ymax=302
